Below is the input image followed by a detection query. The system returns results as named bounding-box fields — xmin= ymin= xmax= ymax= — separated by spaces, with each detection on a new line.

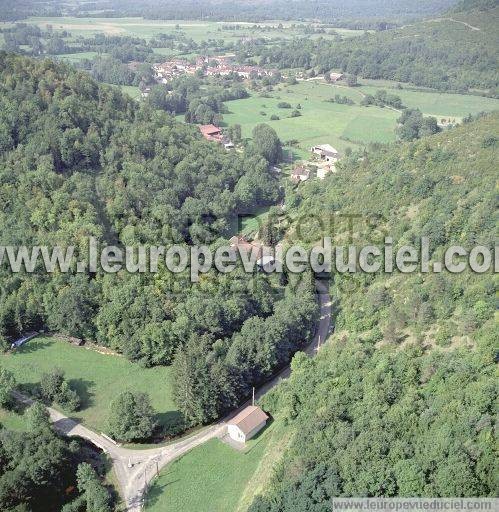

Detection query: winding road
xmin=16 ymin=279 xmax=332 ymax=511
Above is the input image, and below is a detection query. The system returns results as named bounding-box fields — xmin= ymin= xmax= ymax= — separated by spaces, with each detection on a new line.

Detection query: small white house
xmin=227 ymin=406 xmax=269 ymax=443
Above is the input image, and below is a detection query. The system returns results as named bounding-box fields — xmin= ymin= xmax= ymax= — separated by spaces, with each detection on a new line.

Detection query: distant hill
xmin=452 ymin=0 xmax=499 ymax=12
xmin=309 ymin=2 xmax=499 ymax=94
xmin=0 ymin=0 xmax=459 ymax=22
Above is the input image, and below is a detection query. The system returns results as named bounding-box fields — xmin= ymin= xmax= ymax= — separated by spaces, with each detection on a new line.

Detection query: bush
xmin=277 ymin=101 xmax=292 ymax=108
xmin=290 ymin=110 xmax=302 ymax=117
xmin=435 ymin=323 xmax=454 ymax=347
xmin=270 ymin=114 xmax=280 ymax=121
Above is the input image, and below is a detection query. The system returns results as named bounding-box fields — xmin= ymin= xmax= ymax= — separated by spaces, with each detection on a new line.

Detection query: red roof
xmin=199 ymin=124 xmax=222 ymax=136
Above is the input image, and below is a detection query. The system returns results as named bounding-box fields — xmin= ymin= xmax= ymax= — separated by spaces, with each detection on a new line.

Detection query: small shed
xmin=227 ymin=406 xmax=269 ymax=443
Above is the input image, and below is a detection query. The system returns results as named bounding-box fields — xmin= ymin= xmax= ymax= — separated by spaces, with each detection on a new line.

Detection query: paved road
xmin=14 ymin=279 xmax=332 ymax=511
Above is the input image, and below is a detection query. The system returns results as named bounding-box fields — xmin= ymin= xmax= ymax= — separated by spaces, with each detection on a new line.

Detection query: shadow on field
xmin=15 ymin=339 xmax=53 ymax=354
xmin=145 ymin=475 xmax=180 ymax=508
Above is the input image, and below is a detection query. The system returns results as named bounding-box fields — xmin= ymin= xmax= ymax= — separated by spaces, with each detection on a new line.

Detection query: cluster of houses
xmin=291 ymin=144 xmax=341 ymax=183
xmin=152 ymin=54 xmax=277 ymax=84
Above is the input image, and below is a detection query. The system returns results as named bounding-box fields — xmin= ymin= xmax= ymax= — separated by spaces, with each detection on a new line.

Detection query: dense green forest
xmin=0 ymin=53 xmax=319 ymax=431
xmin=247 ymin=112 xmax=498 ymax=508
xmin=0 ymin=0 xmax=457 ymax=23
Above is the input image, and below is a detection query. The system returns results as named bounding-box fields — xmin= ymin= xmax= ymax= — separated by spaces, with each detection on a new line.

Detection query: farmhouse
xmin=227 ymin=406 xmax=269 ymax=443
xmin=199 ymin=124 xmax=223 ymax=142
xmin=329 ymin=72 xmax=344 ymax=82
xmin=291 ymin=166 xmax=310 ymax=183
xmin=311 ymin=144 xmax=340 ymax=163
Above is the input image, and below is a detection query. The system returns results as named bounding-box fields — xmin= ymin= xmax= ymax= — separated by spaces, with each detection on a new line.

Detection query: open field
xmin=356 ymin=79 xmax=499 ymax=119
xmin=145 ymin=431 xmax=272 ymax=512
xmin=52 ymin=51 xmax=102 ymax=63
xmin=0 ymin=408 xmax=28 ymax=431
xmin=219 ymin=79 xmax=499 ymax=155
xmin=4 ymin=17 xmax=366 ymax=43
xmin=117 ymin=84 xmax=141 ymax=99
xmin=0 ymin=336 xmax=179 ymax=432
xmin=223 ymin=80 xmax=399 ymax=153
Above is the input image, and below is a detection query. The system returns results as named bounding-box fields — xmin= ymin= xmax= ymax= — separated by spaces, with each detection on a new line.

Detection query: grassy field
xmin=145 ymin=431 xmax=272 ymax=512
xmin=117 ymin=84 xmax=141 ymax=99
xmin=53 ymin=51 xmax=102 ymax=63
xmin=223 ymin=80 xmax=399 ymax=153
xmin=356 ymin=80 xmax=499 ymax=119
xmin=0 ymin=336 xmax=179 ymax=432
xmin=220 ymin=79 xmax=499 ymax=155
xmin=0 ymin=407 xmax=28 ymax=431
xmin=7 ymin=17 xmax=365 ymax=43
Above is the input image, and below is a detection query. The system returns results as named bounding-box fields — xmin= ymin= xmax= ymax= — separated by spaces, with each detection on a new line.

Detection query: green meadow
xmin=0 ymin=336 xmax=179 ymax=433
xmin=0 ymin=407 xmax=28 ymax=431
xmin=12 ymin=17 xmax=365 ymax=43
xmin=222 ymin=80 xmax=399 ymax=153
xmin=220 ymin=80 xmax=499 ymax=153
xmin=356 ymin=79 xmax=499 ymax=119
xmin=145 ymin=433 xmax=272 ymax=512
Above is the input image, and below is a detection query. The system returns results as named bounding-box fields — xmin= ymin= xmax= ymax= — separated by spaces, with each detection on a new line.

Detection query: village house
xmin=317 ymin=162 xmax=338 ymax=179
xmin=311 ymin=144 xmax=340 ymax=163
xmin=227 ymin=406 xmax=269 ymax=443
xmin=199 ymin=124 xmax=223 ymax=142
xmin=291 ymin=166 xmax=310 ymax=183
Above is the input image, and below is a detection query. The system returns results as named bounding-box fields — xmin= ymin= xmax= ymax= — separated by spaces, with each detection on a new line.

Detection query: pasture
xmin=221 ymin=79 xmax=499 ymax=154
xmin=145 ymin=433 xmax=272 ymax=512
xmin=13 ymin=17 xmax=366 ymax=43
xmin=222 ymin=80 xmax=399 ymax=153
xmin=357 ymin=79 xmax=499 ymax=119
xmin=0 ymin=336 xmax=179 ymax=433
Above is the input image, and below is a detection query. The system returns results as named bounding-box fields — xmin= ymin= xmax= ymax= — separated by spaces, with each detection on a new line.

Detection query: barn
xmin=227 ymin=406 xmax=269 ymax=443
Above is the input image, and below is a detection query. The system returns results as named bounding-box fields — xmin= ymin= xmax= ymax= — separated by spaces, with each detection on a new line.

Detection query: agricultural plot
xmin=0 ymin=337 xmax=179 ymax=432
xmin=145 ymin=434 xmax=272 ymax=512
xmin=222 ymin=81 xmax=399 ymax=153
xmin=221 ymin=79 xmax=499 ymax=154
xmin=357 ymin=80 xmax=499 ymax=119
xmin=14 ymin=17 xmax=365 ymax=43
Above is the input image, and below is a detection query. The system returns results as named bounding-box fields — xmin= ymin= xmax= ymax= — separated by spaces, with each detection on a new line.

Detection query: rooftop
xmin=199 ymin=124 xmax=222 ymax=136
xmin=313 ymin=144 xmax=339 ymax=154
xmin=228 ymin=406 xmax=269 ymax=435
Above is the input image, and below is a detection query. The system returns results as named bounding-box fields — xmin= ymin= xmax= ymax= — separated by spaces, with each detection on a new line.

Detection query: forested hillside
xmin=0 ymin=0 xmax=458 ymax=23
xmin=248 ymin=113 xmax=498 ymax=508
xmin=256 ymin=2 xmax=499 ymax=94
xmin=0 ymin=53 xmax=317 ymax=430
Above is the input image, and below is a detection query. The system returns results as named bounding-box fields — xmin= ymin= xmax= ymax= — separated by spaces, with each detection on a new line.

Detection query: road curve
xmin=14 ymin=279 xmax=332 ymax=511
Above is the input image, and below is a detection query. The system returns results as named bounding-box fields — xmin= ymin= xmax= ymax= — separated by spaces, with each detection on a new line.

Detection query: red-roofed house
xmin=199 ymin=124 xmax=223 ymax=142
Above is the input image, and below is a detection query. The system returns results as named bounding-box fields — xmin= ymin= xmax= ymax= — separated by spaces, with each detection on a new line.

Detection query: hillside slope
xmin=313 ymin=3 xmax=499 ymax=93
xmin=245 ymin=113 xmax=498 ymax=508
